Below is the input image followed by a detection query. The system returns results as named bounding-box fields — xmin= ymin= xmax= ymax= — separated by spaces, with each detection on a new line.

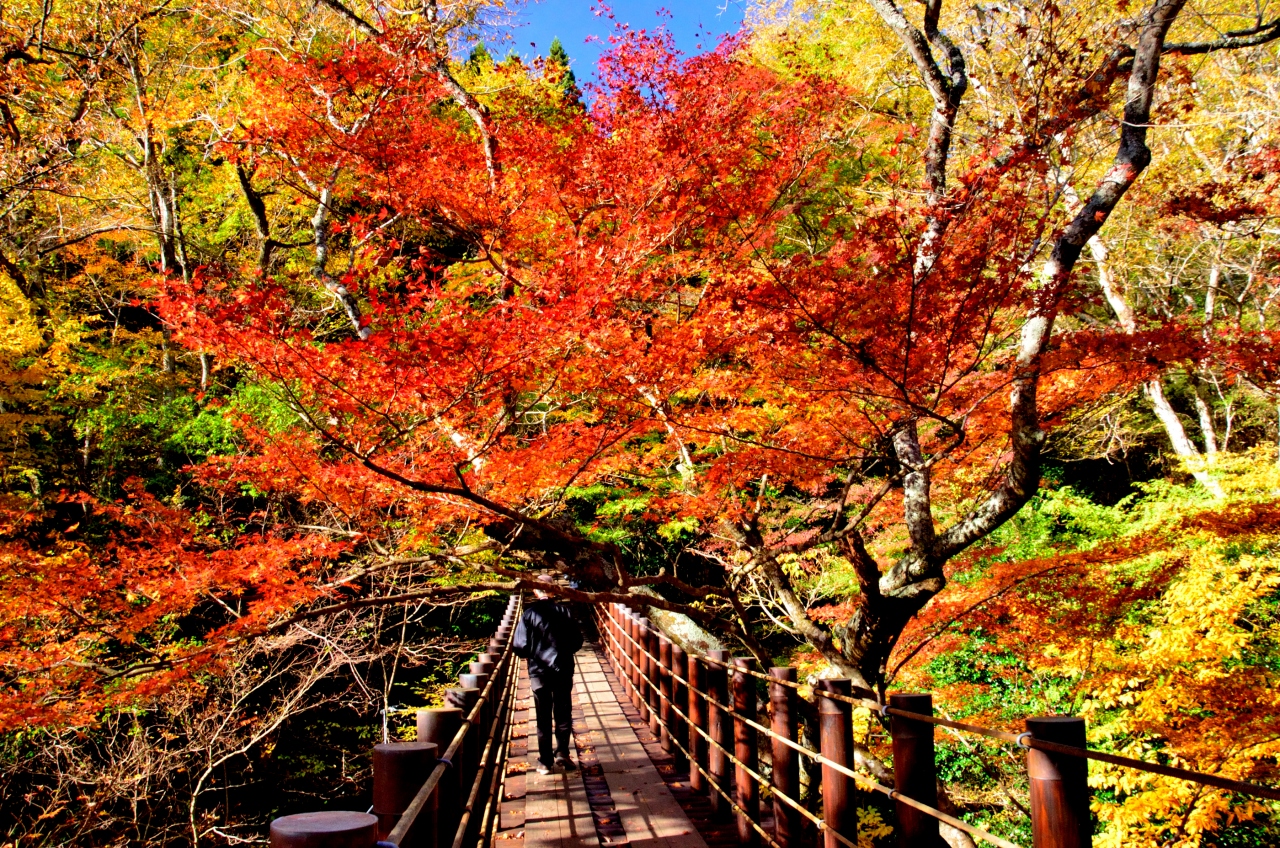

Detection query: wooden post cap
xmin=269 ymin=811 xmax=377 ymax=847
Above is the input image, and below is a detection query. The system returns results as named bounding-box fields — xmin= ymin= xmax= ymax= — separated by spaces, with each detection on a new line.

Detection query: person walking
xmin=512 ymin=574 xmax=583 ymax=774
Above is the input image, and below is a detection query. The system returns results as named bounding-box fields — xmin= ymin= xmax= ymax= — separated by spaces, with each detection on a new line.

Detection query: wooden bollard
xmin=645 ymin=621 xmax=662 ymax=737
xmin=417 ymin=707 xmax=463 ymax=848
xmin=688 ymin=655 xmax=708 ymax=792
xmin=670 ymin=644 xmax=689 ymax=770
xmin=658 ymin=635 xmax=674 ymax=752
xmin=770 ymin=668 xmax=801 ymax=848
xmin=270 ymin=811 xmax=378 ymax=848
xmin=706 ymin=649 xmax=732 ymax=816
xmin=889 ymin=693 xmax=944 ymax=847
xmin=817 ymin=679 xmax=856 ymax=848
xmin=732 ymin=658 xmax=760 ymax=846
xmin=1026 ymin=716 xmax=1091 ymax=848
xmin=373 ymin=741 xmax=438 ymax=847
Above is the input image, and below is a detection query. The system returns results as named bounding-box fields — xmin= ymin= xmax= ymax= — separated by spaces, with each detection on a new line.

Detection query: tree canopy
xmin=1 ymin=0 xmax=1279 ymax=844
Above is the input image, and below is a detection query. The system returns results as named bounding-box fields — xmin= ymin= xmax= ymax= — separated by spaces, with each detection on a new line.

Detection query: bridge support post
xmin=732 ymin=658 xmax=760 ymax=847
xmin=670 ymin=644 xmax=689 ymax=770
xmin=270 ymin=811 xmax=378 ymax=848
xmin=769 ymin=668 xmax=801 ymax=848
xmin=1026 ymin=716 xmax=1091 ymax=848
xmin=706 ymin=649 xmax=731 ymax=817
xmin=417 ymin=707 xmax=464 ymax=848
xmin=658 ymin=635 xmax=674 ymax=753
xmin=688 ymin=655 xmax=708 ymax=792
xmin=817 ymin=679 xmax=857 ymax=848
xmin=373 ymin=741 xmax=438 ymax=848
xmin=889 ymin=693 xmax=944 ymax=848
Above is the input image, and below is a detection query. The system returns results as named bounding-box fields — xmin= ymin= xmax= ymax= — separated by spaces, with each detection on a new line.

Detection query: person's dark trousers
xmin=530 ymin=672 xmax=573 ymax=767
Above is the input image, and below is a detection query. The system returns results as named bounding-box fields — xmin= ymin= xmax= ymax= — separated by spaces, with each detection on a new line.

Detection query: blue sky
xmin=492 ymin=1 xmax=749 ymax=84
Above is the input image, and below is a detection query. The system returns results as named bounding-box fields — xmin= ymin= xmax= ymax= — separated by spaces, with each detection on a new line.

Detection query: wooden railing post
xmin=1026 ymin=716 xmax=1092 ymax=848
xmin=270 ymin=812 xmax=378 ymax=848
xmin=706 ymin=649 xmax=732 ymax=816
xmin=889 ymin=693 xmax=944 ymax=848
xmin=417 ymin=707 xmax=464 ymax=848
xmin=619 ymin=611 xmax=630 ymax=700
xmin=817 ymin=679 xmax=857 ymax=848
xmin=612 ymin=606 xmax=624 ymax=679
xmin=604 ymin=605 xmax=616 ymax=671
xmin=688 ymin=655 xmax=708 ymax=793
xmin=658 ymin=634 xmax=674 ymax=752
xmin=671 ymin=644 xmax=689 ymax=770
xmin=373 ymin=741 xmax=438 ymax=848
xmin=444 ymin=686 xmax=481 ymax=824
xmin=769 ymin=668 xmax=801 ymax=848
xmin=732 ymin=658 xmax=760 ymax=847
xmin=645 ymin=621 xmax=662 ymax=737
xmin=612 ymin=608 xmax=623 ymax=678
xmin=621 ymin=607 xmax=635 ymax=701
xmin=636 ymin=618 xmax=652 ymax=719
xmin=459 ymin=674 xmax=491 ymax=731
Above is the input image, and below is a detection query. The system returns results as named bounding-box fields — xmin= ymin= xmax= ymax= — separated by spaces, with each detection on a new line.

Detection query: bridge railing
xmin=269 ymin=594 xmax=522 ymax=848
xmin=596 ymin=602 xmax=1280 ymax=848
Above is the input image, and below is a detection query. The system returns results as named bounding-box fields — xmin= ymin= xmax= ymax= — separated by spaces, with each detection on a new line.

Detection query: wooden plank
xmin=523 ymin=655 xmax=599 ymax=848
xmin=574 ymin=651 xmax=709 ymax=848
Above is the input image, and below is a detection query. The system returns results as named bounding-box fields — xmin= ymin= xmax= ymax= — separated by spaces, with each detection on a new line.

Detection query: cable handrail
xmin=596 ymin=608 xmax=1022 ymax=848
xmin=387 ymin=598 xmax=521 ymax=847
xmin=605 ymin=604 xmax=1280 ymax=805
xmin=452 ymin=646 xmax=521 ymax=848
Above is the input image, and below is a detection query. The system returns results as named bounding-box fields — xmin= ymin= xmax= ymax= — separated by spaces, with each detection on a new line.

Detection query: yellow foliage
xmin=855 ymin=806 xmax=894 ymax=845
xmin=1054 ymin=453 xmax=1280 ymax=847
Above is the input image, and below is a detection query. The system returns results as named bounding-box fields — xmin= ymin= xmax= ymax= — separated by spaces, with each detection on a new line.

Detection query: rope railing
xmin=596 ymin=606 xmax=1020 ymax=848
xmin=266 ymin=591 xmax=1280 ymax=848
xmin=595 ymin=606 xmax=1020 ymax=848
xmin=599 ymin=600 xmax=1280 ymax=848
xmin=667 ymin=618 xmax=1280 ymax=804
xmin=268 ymin=595 xmax=522 ymax=848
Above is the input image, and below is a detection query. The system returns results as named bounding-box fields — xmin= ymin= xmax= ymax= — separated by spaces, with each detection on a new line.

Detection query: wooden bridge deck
xmin=499 ymin=644 xmax=710 ymax=848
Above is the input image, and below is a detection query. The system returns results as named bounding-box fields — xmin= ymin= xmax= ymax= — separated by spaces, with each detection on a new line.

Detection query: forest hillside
xmin=1 ymin=0 xmax=1278 ymax=844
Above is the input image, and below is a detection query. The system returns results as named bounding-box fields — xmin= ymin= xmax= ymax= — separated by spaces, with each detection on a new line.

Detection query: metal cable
xmin=597 ymin=610 xmax=1021 ymax=848
xmin=606 ymin=603 xmax=1280 ymax=805
xmin=474 ymin=651 xmax=521 ymax=848
xmin=387 ymin=599 xmax=521 ymax=847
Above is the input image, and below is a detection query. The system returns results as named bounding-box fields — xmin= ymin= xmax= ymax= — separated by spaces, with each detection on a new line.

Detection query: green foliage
xmin=547 ymin=37 xmax=579 ymax=99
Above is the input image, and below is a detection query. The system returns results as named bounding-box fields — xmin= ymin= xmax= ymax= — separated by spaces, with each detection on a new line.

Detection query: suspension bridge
xmin=265 ymin=596 xmax=1280 ymax=848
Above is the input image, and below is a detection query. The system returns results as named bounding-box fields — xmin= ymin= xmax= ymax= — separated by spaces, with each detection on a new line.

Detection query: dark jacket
xmin=512 ymin=599 xmax=583 ymax=682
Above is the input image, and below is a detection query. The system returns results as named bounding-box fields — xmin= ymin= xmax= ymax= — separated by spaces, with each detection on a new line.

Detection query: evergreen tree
xmin=467 ymin=43 xmax=492 ymax=71
xmin=547 ymin=37 xmax=579 ymax=100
